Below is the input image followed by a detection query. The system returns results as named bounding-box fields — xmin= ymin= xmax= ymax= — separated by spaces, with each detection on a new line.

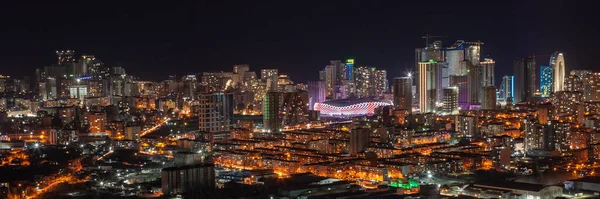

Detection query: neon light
xmin=511 ymin=76 xmax=514 ymax=98
xmin=314 ymin=101 xmax=393 ymax=116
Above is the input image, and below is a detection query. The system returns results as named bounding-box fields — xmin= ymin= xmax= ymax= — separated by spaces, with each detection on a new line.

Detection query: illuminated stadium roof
xmin=314 ymin=98 xmax=393 ymax=116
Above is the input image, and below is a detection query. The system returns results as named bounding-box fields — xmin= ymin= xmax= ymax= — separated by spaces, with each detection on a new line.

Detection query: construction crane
xmin=421 ymin=34 xmax=446 ymax=46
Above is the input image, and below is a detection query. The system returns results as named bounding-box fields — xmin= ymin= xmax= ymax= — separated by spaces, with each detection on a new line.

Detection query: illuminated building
xmin=263 ymin=91 xmax=282 ymax=133
xmin=480 ymin=58 xmax=495 ymax=87
xmin=550 ymin=51 xmax=566 ymax=92
xmin=161 ymin=163 xmax=215 ymax=195
xmin=125 ymin=125 xmax=141 ymax=140
xmin=499 ymin=76 xmax=514 ymax=104
xmin=540 ymin=65 xmax=552 ymax=98
xmin=416 ymin=40 xmax=444 ymax=108
xmin=232 ymin=64 xmax=249 ymax=88
xmin=307 ymin=81 xmax=326 ymax=110
xmin=374 ymin=69 xmax=388 ymax=97
xmin=86 ymin=112 xmax=106 ymax=133
xmin=281 ymin=91 xmax=309 ymax=126
xmin=524 ymin=117 xmax=545 ymax=151
xmin=583 ymin=72 xmax=600 ymax=102
xmin=198 ymin=92 xmax=234 ymax=132
xmin=353 ymin=66 xmax=373 ymax=98
xmin=442 ymin=87 xmax=458 ymax=114
xmin=513 ymin=56 xmax=536 ymax=102
xmin=277 ymin=75 xmax=293 ymax=91
xmin=481 ymin=86 xmax=497 ymax=110
xmin=346 ymin=58 xmax=354 ymax=81
xmin=418 ymin=60 xmax=437 ymax=113
xmin=313 ymin=98 xmax=393 ymax=116
xmin=552 ymin=91 xmax=583 ymax=121
xmin=392 ymin=77 xmax=412 ymax=112
xmin=56 ymin=50 xmax=75 ymax=65
xmin=548 ymin=120 xmax=571 ymax=152
xmin=68 ymin=84 xmax=87 ymax=101
xmin=323 ymin=63 xmax=337 ymax=98
xmin=456 ymin=115 xmax=477 ymax=137
xmin=260 ymin=69 xmax=278 ymax=91
xmin=467 ymin=62 xmax=481 ymax=106
xmin=565 ymin=70 xmax=590 ymax=92
xmin=450 ymin=75 xmax=469 ymax=110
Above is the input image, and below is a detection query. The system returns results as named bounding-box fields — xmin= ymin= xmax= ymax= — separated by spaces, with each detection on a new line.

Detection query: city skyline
xmin=1 ymin=1 xmax=598 ymax=83
xmin=3 ymin=2 xmax=600 ymax=199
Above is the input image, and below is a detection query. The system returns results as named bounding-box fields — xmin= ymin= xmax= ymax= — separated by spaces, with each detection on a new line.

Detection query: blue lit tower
xmin=499 ymin=76 xmax=514 ymax=104
xmin=540 ymin=65 xmax=552 ymax=97
xmin=346 ymin=58 xmax=354 ymax=80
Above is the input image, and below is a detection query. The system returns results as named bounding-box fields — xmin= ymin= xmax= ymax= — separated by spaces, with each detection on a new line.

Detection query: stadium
xmin=313 ymin=98 xmax=393 ymax=116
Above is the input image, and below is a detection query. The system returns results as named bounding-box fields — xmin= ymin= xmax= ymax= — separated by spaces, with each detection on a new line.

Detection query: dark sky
xmin=1 ymin=1 xmax=599 ymax=84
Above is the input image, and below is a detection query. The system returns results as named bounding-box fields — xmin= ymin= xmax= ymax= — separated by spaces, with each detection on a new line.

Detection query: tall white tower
xmin=550 ymin=51 xmax=565 ymax=92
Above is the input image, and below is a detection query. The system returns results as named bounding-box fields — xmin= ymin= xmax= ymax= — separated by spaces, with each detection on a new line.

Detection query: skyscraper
xmin=415 ymin=40 xmax=445 ymax=107
xmin=513 ymin=56 xmax=536 ymax=103
xmin=346 ymin=58 xmax=355 ymax=80
xmin=374 ymin=69 xmax=388 ymax=96
xmin=392 ymin=77 xmax=412 ymax=112
xmin=481 ymin=86 xmax=497 ymax=110
xmin=418 ymin=60 xmax=437 ymax=113
xmin=467 ymin=62 xmax=481 ymax=105
xmin=442 ymin=87 xmax=458 ymax=114
xmin=261 ymin=69 xmax=278 ymax=91
xmin=450 ymin=75 xmax=469 ymax=110
xmin=198 ymin=92 xmax=234 ymax=133
xmin=263 ymin=91 xmax=282 ymax=133
xmin=480 ymin=58 xmax=495 ymax=87
xmin=499 ymin=76 xmax=514 ymax=104
xmin=550 ymin=51 xmax=566 ymax=92
xmin=308 ymin=81 xmax=326 ymax=110
xmin=540 ymin=65 xmax=553 ymax=98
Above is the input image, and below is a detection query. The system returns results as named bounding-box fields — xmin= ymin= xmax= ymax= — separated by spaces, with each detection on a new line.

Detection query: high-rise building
xmin=418 ymin=61 xmax=437 ymax=113
xmin=350 ymin=128 xmax=371 ymax=156
xmin=565 ymin=70 xmax=590 ymax=92
xmin=550 ymin=51 xmax=566 ymax=92
xmin=261 ymin=69 xmax=278 ymax=91
xmin=374 ymin=69 xmax=388 ymax=96
xmin=308 ymin=81 xmax=326 ymax=110
xmin=198 ymin=93 xmax=233 ymax=133
xmin=320 ymin=60 xmax=348 ymax=99
xmin=442 ymin=87 xmax=458 ymax=114
xmin=392 ymin=77 xmax=412 ymax=112
xmin=354 ymin=66 xmax=373 ymax=98
xmin=161 ymin=163 xmax=215 ymax=195
xmin=499 ymin=76 xmax=514 ymax=104
xmin=323 ymin=64 xmax=337 ymax=98
xmin=456 ymin=115 xmax=477 ymax=137
xmin=513 ymin=56 xmax=536 ymax=103
xmin=56 ymin=50 xmax=75 ymax=65
xmin=263 ymin=91 xmax=282 ymax=133
xmin=435 ymin=62 xmax=449 ymax=104
xmin=450 ymin=75 xmax=469 ymax=110
xmin=281 ymin=91 xmax=309 ymax=126
xmin=467 ymin=62 xmax=481 ymax=105
xmin=540 ymin=65 xmax=553 ymax=98
xmin=481 ymin=86 xmax=497 ymax=110
xmin=232 ymin=64 xmax=250 ymax=88
xmin=480 ymin=58 xmax=495 ymax=87
xmin=346 ymin=59 xmax=355 ymax=81
xmin=583 ymin=73 xmax=600 ymax=102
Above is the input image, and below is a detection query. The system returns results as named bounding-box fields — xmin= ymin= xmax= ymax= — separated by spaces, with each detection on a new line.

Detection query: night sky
xmin=1 ymin=1 xmax=599 ymax=84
